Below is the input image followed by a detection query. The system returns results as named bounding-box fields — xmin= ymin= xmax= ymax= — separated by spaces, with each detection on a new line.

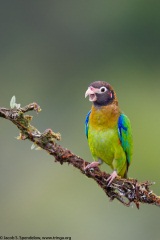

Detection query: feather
xmin=118 ymin=114 xmax=133 ymax=166
xmin=85 ymin=110 xmax=91 ymax=138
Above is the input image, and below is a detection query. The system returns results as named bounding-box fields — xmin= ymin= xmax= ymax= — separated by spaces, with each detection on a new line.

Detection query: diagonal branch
xmin=0 ymin=102 xmax=160 ymax=209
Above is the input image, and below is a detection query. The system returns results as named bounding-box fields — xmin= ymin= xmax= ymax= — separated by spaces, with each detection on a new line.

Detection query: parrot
xmin=85 ymin=81 xmax=133 ymax=185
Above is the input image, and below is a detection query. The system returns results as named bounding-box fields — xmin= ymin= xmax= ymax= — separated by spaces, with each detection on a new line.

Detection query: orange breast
xmin=90 ymin=104 xmax=121 ymax=130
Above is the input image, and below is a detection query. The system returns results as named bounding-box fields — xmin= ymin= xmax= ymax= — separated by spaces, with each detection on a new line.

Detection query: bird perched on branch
xmin=85 ymin=81 xmax=133 ymax=185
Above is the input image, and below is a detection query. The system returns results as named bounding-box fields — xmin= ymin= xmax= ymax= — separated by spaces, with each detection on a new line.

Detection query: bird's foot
xmin=106 ymin=170 xmax=117 ymax=186
xmin=84 ymin=161 xmax=100 ymax=171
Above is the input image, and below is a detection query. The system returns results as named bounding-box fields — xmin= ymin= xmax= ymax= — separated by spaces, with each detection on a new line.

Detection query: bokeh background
xmin=0 ymin=0 xmax=160 ymax=239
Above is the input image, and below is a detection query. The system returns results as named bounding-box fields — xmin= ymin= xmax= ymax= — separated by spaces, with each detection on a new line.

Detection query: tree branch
xmin=0 ymin=102 xmax=160 ymax=209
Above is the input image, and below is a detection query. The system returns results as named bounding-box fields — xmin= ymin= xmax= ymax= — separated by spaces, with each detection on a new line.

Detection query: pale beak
xmin=85 ymin=87 xmax=94 ymax=98
xmin=85 ymin=87 xmax=98 ymax=102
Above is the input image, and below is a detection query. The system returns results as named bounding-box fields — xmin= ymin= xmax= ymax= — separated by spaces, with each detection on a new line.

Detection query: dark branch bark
xmin=0 ymin=102 xmax=160 ymax=209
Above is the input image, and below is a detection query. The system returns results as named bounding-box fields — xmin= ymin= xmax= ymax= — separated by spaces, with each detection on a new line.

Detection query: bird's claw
xmin=84 ymin=161 xmax=100 ymax=171
xmin=106 ymin=170 xmax=117 ymax=186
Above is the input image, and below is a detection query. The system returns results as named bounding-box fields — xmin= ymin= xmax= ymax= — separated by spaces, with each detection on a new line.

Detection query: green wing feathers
xmin=118 ymin=114 xmax=133 ymax=167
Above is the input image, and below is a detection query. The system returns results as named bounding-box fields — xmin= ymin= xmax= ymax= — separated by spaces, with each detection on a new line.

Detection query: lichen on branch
xmin=0 ymin=101 xmax=160 ymax=209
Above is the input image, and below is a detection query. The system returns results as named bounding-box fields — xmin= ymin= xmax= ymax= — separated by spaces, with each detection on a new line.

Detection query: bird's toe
xmin=106 ymin=170 xmax=117 ymax=186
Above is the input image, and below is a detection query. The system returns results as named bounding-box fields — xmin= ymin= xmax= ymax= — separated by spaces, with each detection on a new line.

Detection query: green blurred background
xmin=0 ymin=0 xmax=160 ymax=239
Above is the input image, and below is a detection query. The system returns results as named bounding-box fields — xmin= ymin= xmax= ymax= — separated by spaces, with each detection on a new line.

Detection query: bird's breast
xmin=90 ymin=105 xmax=120 ymax=130
xmin=88 ymin=104 xmax=121 ymax=165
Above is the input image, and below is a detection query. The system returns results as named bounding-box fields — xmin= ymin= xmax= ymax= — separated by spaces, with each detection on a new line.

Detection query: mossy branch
xmin=0 ymin=101 xmax=160 ymax=209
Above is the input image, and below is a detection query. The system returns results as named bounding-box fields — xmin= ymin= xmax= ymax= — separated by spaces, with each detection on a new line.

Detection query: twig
xmin=0 ymin=102 xmax=160 ymax=209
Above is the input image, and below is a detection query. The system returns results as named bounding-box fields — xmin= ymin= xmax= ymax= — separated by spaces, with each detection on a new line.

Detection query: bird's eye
xmin=100 ymin=87 xmax=107 ymax=93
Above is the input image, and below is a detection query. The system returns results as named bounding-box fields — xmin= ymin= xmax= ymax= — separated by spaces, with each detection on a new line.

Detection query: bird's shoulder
xmin=85 ymin=110 xmax=91 ymax=138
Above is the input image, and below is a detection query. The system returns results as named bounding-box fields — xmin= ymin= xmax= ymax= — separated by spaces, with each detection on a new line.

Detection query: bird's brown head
xmin=85 ymin=81 xmax=118 ymax=107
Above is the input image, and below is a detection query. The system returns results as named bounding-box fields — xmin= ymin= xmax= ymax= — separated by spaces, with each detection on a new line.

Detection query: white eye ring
xmin=100 ymin=86 xmax=107 ymax=93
